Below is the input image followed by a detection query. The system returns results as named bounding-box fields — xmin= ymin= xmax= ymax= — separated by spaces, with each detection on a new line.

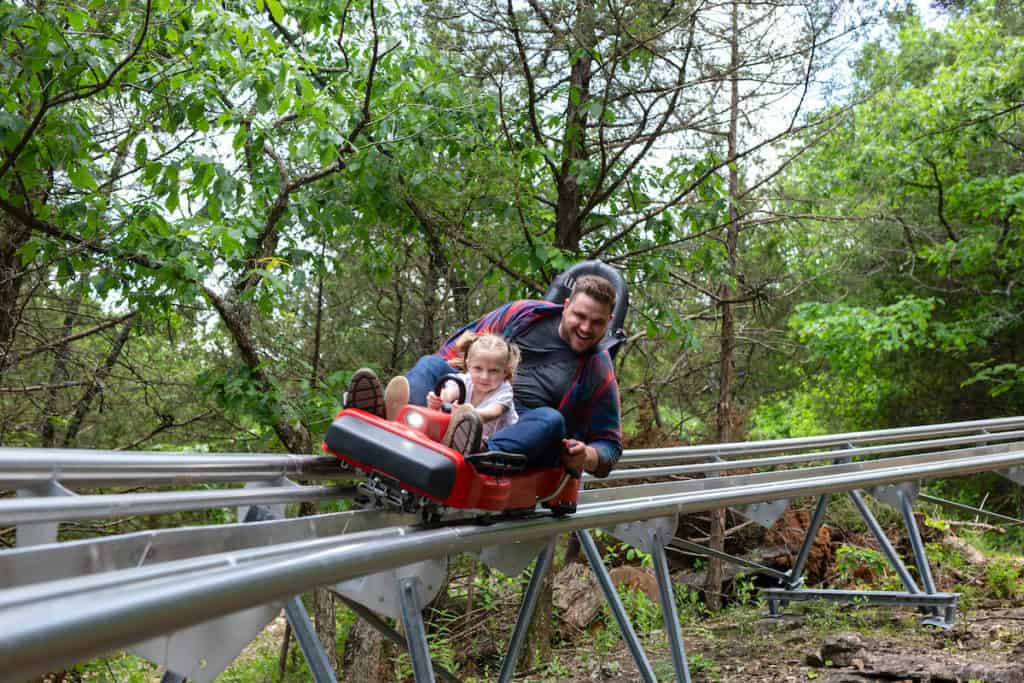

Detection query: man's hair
xmin=569 ymin=274 xmax=616 ymax=312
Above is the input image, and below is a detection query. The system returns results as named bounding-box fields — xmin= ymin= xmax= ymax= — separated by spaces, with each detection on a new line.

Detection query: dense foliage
xmin=752 ymin=0 xmax=1024 ymax=437
xmin=0 ymin=0 xmax=1020 ymax=464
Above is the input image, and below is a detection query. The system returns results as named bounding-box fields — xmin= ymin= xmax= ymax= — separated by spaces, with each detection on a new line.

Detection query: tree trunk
xmin=0 ymin=208 xmax=31 ymax=365
xmin=61 ymin=315 xmax=136 ymax=446
xmin=705 ymin=0 xmax=742 ymax=612
xmin=313 ymin=588 xmax=339 ymax=672
xmin=339 ymin=616 xmax=396 ymax=682
xmin=553 ymin=1 xmax=595 ymax=253
xmin=298 ymin=501 xmax=339 ymax=672
xmin=40 ymin=294 xmax=81 ymax=447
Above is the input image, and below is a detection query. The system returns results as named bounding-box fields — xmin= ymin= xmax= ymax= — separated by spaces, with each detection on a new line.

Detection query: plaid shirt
xmin=438 ymin=300 xmax=622 ymax=476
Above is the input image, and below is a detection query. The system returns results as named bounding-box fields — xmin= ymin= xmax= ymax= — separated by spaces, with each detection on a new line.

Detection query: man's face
xmin=559 ymin=293 xmax=613 ymax=353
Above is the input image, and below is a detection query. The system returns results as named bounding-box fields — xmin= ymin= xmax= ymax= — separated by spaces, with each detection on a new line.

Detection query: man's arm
xmin=582 ymin=358 xmax=623 ymax=477
xmin=562 ymin=439 xmax=603 ymax=474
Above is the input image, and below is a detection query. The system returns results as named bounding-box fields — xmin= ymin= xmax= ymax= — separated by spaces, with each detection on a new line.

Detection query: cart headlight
xmin=404 ymin=412 xmax=424 ymax=429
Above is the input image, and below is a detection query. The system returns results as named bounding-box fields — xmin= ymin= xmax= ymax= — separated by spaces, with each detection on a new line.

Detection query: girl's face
xmin=466 ymin=348 xmax=506 ymax=395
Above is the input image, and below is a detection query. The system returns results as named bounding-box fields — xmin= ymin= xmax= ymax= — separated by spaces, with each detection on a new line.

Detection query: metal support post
xmin=577 ymin=529 xmax=658 ymax=683
xmin=399 ymin=575 xmax=436 ymax=683
xmin=16 ymin=481 xmax=75 ymax=547
xmin=895 ymin=488 xmax=951 ymax=626
xmin=848 ymin=490 xmax=919 ymax=593
xmin=651 ymin=541 xmax=691 ymax=683
xmin=919 ymin=493 xmax=1024 ymax=526
xmin=897 ymin=489 xmax=936 ymax=595
xmin=283 ymin=597 xmax=338 ymax=683
xmin=786 ymin=494 xmax=830 ymax=589
xmin=498 ymin=540 xmax=556 ymax=683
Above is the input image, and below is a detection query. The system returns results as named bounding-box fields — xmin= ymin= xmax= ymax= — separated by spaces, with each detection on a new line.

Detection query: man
xmin=345 ymin=274 xmax=622 ymax=477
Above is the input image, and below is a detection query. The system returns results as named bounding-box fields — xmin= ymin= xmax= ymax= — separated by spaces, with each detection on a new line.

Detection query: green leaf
xmin=266 ymin=0 xmax=284 ymax=23
xmin=134 ymin=138 xmax=148 ymax=168
xmin=67 ymin=164 xmax=97 ymax=190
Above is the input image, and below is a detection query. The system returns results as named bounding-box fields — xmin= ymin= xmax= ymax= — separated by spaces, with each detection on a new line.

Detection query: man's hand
xmin=562 ymin=439 xmax=597 ymax=475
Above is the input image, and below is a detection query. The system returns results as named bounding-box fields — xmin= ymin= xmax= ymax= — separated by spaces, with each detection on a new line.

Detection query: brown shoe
xmin=384 ymin=376 xmax=410 ymax=421
xmin=442 ymin=405 xmax=482 ymax=455
xmin=344 ymin=368 xmax=384 ymax=417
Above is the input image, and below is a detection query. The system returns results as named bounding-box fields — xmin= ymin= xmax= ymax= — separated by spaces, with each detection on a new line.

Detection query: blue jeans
xmin=406 ymin=355 xmax=566 ymax=465
xmin=406 ymin=355 xmax=459 ymax=407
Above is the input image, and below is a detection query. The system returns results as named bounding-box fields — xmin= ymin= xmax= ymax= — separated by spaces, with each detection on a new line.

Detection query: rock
xmin=857 ymin=652 xmax=1024 ymax=683
xmin=608 ymin=565 xmax=660 ymax=603
xmin=819 ymin=632 xmax=866 ymax=668
xmin=553 ymin=563 xmax=603 ymax=629
xmin=943 ymin=533 xmax=987 ymax=565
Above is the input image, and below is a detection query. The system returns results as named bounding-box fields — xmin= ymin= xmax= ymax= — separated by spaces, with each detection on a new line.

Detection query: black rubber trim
xmin=465 ymin=450 xmax=529 ymax=475
xmin=324 ymin=414 xmax=457 ymax=500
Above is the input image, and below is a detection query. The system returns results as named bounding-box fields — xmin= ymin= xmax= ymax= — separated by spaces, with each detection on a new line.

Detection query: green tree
xmin=761 ymin=0 xmax=1024 ymax=434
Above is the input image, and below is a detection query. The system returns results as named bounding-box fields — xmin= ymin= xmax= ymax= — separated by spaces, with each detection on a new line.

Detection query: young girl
xmin=427 ymin=332 xmax=520 ymax=440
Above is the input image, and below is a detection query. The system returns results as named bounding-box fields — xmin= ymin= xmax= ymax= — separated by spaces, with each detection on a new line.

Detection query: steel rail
xmin=0 ymin=523 xmax=413 ymax=610
xmin=601 ymin=429 xmax=1024 ymax=482
xmin=0 ymin=484 xmax=357 ymax=525
xmin=621 ymin=415 xmax=1024 ymax=463
xmin=0 ymin=508 xmax=418 ymax=588
xmin=1 ymin=417 xmax=1019 ymax=489
xmin=3 ymin=445 xmax=1024 ymax=681
xmin=581 ymin=442 xmax=1023 ymax=505
xmin=0 ymin=449 xmax=343 ymax=487
xmin=1 ymin=441 xmax=1017 ymax=538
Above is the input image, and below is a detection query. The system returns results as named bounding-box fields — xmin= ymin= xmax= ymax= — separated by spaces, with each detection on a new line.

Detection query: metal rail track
xmin=1 ymin=441 xmax=1023 ymax=680
xmin=1 ymin=417 xmax=1022 ymax=682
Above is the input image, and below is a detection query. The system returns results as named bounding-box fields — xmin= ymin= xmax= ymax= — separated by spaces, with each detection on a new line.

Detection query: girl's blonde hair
xmin=451 ymin=332 xmax=521 ymax=379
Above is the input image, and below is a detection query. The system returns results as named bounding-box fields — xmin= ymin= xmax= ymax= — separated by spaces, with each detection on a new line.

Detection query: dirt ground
xmin=535 ymin=603 xmax=1024 ymax=683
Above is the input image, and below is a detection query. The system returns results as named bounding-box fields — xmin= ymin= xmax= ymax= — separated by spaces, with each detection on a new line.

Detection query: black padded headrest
xmin=543 ymin=260 xmax=629 ymax=357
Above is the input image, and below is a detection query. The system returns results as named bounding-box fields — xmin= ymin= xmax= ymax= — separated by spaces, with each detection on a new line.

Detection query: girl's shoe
xmin=384 ymin=376 xmax=410 ymax=421
xmin=442 ymin=405 xmax=482 ymax=455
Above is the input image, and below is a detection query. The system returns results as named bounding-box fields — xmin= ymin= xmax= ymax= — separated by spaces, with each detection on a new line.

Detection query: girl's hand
xmin=426 ymin=392 xmax=442 ymax=410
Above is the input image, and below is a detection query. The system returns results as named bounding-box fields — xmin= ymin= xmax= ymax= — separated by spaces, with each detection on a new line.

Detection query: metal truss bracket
xmin=476 ymin=537 xmax=550 ymax=576
xmin=131 ymin=601 xmax=285 ymax=683
xmin=869 ymin=481 xmax=920 ymax=509
xmin=999 ymin=466 xmax=1024 ymax=486
xmin=736 ymin=498 xmax=790 ymax=528
xmin=237 ymin=477 xmax=297 ymax=522
xmin=15 ymin=481 xmax=75 ymax=547
xmin=604 ymin=514 xmax=678 ymax=553
xmin=589 ymin=519 xmax=692 ymax=682
xmin=335 ymin=556 xmax=447 ymax=621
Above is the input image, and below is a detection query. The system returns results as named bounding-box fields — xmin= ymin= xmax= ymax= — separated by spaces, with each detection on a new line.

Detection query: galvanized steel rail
xmin=0 ymin=449 xmax=342 ymax=487
xmin=2 ymin=442 xmax=1024 ymax=680
xmin=622 ymin=415 xmax=1024 ymax=463
xmin=1 ymin=417 xmax=1023 ymax=682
